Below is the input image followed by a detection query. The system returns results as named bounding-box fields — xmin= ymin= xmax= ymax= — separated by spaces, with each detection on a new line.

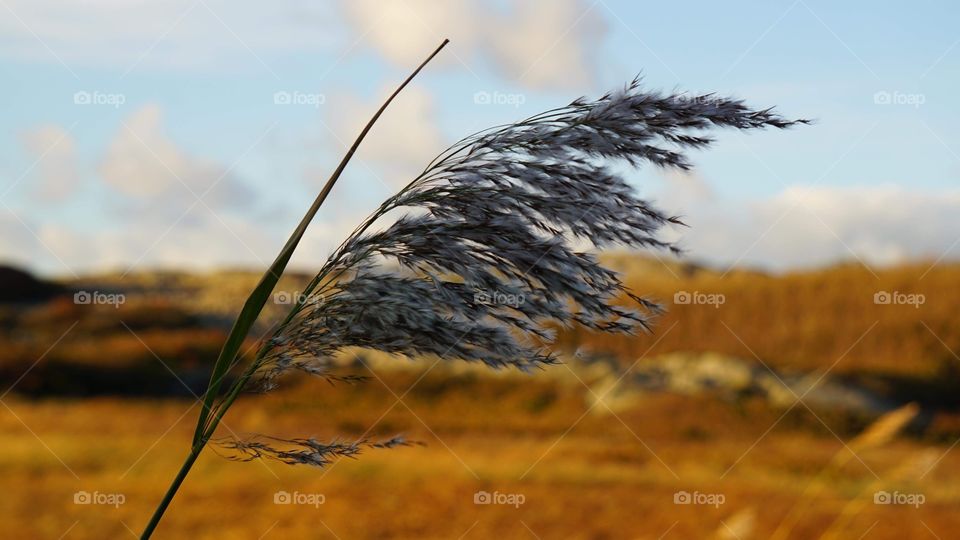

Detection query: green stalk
xmin=140 ymin=38 xmax=449 ymax=540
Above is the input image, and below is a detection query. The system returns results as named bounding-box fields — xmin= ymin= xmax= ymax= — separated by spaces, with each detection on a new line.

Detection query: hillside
xmin=2 ymin=256 xmax=952 ymax=378
xmin=2 ymin=256 xmax=959 ymax=538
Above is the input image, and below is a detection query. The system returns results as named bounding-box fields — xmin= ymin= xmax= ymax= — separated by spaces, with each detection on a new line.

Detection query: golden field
xmin=1 ymin=257 xmax=958 ymax=539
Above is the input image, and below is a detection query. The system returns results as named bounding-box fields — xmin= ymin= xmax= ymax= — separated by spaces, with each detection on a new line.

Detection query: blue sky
xmin=1 ymin=0 xmax=958 ymax=276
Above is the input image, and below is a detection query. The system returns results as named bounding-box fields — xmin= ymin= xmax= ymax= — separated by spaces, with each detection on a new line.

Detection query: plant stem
xmin=139 ymin=448 xmax=201 ymax=540
xmin=139 ymin=37 xmax=449 ymax=540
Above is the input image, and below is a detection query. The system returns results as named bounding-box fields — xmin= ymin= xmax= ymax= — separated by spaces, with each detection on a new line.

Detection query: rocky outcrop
xmin=585 ymin=351 xmax=898 ymax=418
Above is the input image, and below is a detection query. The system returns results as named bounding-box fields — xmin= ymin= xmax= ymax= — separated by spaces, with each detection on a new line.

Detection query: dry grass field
xmin=2 ymin=257 xmax=958 ymax=538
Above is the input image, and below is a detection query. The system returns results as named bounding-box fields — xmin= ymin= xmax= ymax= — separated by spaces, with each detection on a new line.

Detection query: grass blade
xmin=191 ymin=38 xmax=450 ymax=445
xmin=140 ymin=38 xmax=449 ymax=540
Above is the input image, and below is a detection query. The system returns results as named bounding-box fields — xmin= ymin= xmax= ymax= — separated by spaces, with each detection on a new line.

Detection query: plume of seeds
xmin=217 ymin=435 xmax=415 ymax=467
xmin=217 ymin=77 xmax=806 ymax=463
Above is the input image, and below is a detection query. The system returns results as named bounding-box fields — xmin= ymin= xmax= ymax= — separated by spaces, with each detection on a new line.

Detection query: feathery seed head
xmin=217 ymin=78 xmax=805 ymax=464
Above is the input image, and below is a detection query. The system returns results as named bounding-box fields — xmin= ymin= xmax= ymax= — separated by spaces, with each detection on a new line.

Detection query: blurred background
xmin=1 ymin=0 xmax=959 ymax=538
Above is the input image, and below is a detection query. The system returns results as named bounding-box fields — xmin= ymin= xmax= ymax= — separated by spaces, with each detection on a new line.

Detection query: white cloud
xmin=657 ymin=169 xmax=715 ymax=207
xmin=30 ymin=212 xmax=277 ymax=274
xmin=339 ymin=0 xmax=478 ymax=69
xmin=19 ymin=124 xmax=79 ymax=202
xmin=99 ymin=104 xmax=253 ymax=209
xmin=340 ymin=0 xmax=606 ymax=90
xmin=100 ymin=104 xmax=183 ymax=197
xmin=485 ymin=0 xmax=606 ymax=89
xmin=13 ymin=169 xmax=960 ymax=277
xmin=0 ymin=212 xmax=38 ymax=270
xmin=326 ymin=83 xmax=444 ymax=186
xmin=666 ymin=184 xmax=960 ymax=271
xmin=129 ymin=212 xmax=276 ymax=269
xmin=0 ymin=0 xmax=338 ymax=70
xmin=2 ymin=0 xmax=604 ymax=87
xmin=13 ymin=103 xmax=269 ymax=274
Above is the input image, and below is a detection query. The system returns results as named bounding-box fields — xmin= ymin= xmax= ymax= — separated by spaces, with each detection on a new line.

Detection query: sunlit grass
xmin=3 ymin=368 xmax=959 ymax=539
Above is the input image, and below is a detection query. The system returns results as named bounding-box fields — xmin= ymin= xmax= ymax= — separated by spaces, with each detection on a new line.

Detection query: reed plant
xmin=140 ymin=38 xmax=804 ymax=538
